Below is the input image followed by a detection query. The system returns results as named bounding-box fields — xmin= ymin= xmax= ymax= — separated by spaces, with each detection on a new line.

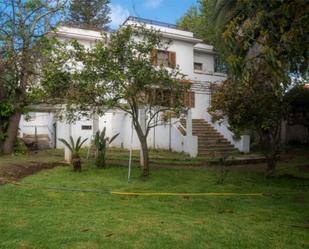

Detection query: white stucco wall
xmin=193 ymin=51 xmax=214 ymax=73
xmin=168 ymin=39 xmax=195 ymax=77
xmin=54 ymin=110 xmax=197 ymax=156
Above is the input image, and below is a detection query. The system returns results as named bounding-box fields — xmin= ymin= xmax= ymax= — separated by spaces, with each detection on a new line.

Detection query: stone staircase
xmin=22 ymin=134 xmax=51 ymax=150
xmin=181 ymin=119 xmax=238 ymax=157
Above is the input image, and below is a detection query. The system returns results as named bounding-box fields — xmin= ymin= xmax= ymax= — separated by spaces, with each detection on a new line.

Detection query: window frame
xmin=194 ymin=62 xmax=203 ymax=72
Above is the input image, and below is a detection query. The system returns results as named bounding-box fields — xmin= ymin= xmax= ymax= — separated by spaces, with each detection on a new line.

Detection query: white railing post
xmin=186 ymin=109 xmax=192 ymax=137
xmin=184 ymin=109 xmax=198 ymax=157
xmin=240 ymin=135 xmax=250 ymax=153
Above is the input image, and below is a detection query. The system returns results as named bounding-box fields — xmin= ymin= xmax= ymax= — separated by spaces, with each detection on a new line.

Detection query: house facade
xmin=19 ymin=16 xmax=251 ymax=157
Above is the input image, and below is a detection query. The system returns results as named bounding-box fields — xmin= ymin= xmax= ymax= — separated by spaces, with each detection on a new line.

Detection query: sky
xmin=109 ymin=0 xmax=197 ymax=29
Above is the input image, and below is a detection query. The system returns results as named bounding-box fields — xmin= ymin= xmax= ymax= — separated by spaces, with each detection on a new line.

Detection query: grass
xmin=92 ymin=147 xmax=206 ymax=165
xmin=0 ymin=149 xmax=308 ymax=249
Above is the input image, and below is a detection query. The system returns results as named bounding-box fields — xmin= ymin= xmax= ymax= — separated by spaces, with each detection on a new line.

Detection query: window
xmin=157 ymin=50 xmax=169 ymax=67
xmin=81 ymin=125 xmax=92 ymax=130
xmin=194 ymin=62 xmax=203 ymax=71
xmin=147 ymin=87 xmax=195 ymax=108
xmin=214 ymin=56 xmax=227 ymax=74
xmin=152 ymin=50 xmax=176 ymax=68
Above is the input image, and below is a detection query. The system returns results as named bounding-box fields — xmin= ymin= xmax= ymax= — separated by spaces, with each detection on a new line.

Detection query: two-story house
xmin=19 ymin=16 xmax=251 ymax=156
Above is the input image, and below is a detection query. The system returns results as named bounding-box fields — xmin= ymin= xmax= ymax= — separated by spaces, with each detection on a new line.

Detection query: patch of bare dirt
xmin=0 ymin=162 xmax=66 ymax=185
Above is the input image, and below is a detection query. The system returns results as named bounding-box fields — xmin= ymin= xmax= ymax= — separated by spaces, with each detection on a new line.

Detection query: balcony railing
xmin=124 ymin=16 xmax=181 ymax=30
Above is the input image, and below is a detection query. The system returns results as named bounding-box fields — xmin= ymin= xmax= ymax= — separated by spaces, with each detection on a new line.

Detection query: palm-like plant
xmin=94 ymin=127 xmax=119 ymax=168
xmin=213 ymin=0 xmax=240 ymax=31
xmin=59 ymin=136 xmax=88 ymax=172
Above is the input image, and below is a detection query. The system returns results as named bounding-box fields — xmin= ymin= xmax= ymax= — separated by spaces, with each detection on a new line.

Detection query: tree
xmin=177 ymin=0 xmax=216 ymax=45
xmin=0 ymin=0 xmax=65 ymax=154
xmin=42 ymin=25 xmax=188 ymax=177
xmin=66 ymin=0 xmax=110 ymax=30
xmin=209 ymin=0 xmax=308 ymax=176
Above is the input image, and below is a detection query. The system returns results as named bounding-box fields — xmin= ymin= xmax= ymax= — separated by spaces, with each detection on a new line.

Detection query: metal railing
xmin=172 ymin=120 xmax=187 ymax=136
xmin=124 ymin=16 xmax=181 ymax=30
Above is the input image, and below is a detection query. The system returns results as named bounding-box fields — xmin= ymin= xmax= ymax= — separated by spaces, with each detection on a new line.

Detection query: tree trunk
xmin=2 ymin=110 xmax=22 ymax=154
xmin=265 ymin=153 xmax=277 ymax=177
xmin=140 ymin=136 xmax=150 ymax=177
xmin=135 ymin=124 xmax=150 ymax=177
xmin=265 ymin=126 xmax=281 ymax=177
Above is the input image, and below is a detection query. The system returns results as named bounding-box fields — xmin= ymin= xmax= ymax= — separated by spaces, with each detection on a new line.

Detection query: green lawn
xmin=0 ymin=150 xmax=308 ymax=249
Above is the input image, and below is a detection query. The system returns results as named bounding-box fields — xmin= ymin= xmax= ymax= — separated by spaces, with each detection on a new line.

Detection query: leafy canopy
xmin=66 ymin=0 xmax=111 ymax=30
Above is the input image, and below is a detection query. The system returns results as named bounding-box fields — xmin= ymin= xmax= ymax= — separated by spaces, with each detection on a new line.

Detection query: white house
xmin=19 ymin=16 xmax=251 ymax=157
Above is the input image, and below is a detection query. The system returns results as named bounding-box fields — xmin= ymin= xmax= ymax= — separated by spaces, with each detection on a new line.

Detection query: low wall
xmin=56 ymin=111 xmax=198 ymax=156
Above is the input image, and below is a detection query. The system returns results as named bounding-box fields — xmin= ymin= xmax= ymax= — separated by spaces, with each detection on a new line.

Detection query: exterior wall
xmin=194 ymin=51 xmax=214 ymax=73
xmin=56 ymin=117 xmax=93 ymax=148
xmin=169 ymin=40 xmax=195 ymax=77
xmin=55 ymin=111 xmax=193 ymax=155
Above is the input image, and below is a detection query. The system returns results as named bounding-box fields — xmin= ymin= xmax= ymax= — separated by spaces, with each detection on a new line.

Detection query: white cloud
xmin=144 ymin=0 xmax=163 ymax=9
xmin=109 ymin=4 xmax=130 ymax=29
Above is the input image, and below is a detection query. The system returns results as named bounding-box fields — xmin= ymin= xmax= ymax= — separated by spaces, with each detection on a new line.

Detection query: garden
xmin=0 ymin=147 xmax=308 ymax=249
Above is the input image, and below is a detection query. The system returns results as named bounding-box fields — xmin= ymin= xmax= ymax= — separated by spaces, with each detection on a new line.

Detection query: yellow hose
xmin=6 ymin=181 xmax=264 ymax=197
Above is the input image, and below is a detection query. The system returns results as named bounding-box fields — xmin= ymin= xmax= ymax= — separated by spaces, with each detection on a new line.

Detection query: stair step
xmin=193 ymin=129 xmax=218 ymax=132
xmin=195 ymin=134 xmax=222 ymax=138
xmin=23 ymin=134 xmax=50 ymax=139
xmin=198 ymin=138 xmax=230 ymax=142
xmin=199 ymin=143 xmax=234 ymax=148
xmin=181 ymin=118 xmax=239 ymax=154
xmin=199 ymin=148 xmax=235 ymax=152
xmin=192 ymin=131 xmax=222 ymax=136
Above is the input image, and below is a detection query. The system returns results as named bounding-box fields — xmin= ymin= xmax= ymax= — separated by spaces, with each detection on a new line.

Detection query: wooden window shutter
xmin=168 ymin=51 xmax=176 ymax=68
xmin=185 ymin=91 xmax=195 ymax=108
xmin=190 ymin=91 xmax=195 ymax=108
xmin=151 ymin=49 xmax=158 ymax=65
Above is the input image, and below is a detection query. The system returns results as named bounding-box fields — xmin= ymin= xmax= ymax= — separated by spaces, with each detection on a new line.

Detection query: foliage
xmin=58 ymin=136 xmax=88 ymax=157
xmin=94 ymin=127 xmax=119 ymax=168
xmin=209 ymin=0 xmax=309 ymax=176
xmin=66 ymin=0 xmax=110 ymax=30
xmin=215 ymin=156 xmax=229 ymax=184
xmin=42 ymin=25 xmax=189 ymax=177
xmin=13 ymin=137 xmax=28 ymax=155
xmin=58 ymin=136 xmax=87 ymax=171
xmin=0 ymin=0 xmax=65 ymax=154
xmin=177 ymin=0 xmax=216 ymax=45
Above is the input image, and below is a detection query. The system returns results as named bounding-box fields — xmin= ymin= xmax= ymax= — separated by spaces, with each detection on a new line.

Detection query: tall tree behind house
xmin=67 ymin=0 xmax=111 ymax=30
